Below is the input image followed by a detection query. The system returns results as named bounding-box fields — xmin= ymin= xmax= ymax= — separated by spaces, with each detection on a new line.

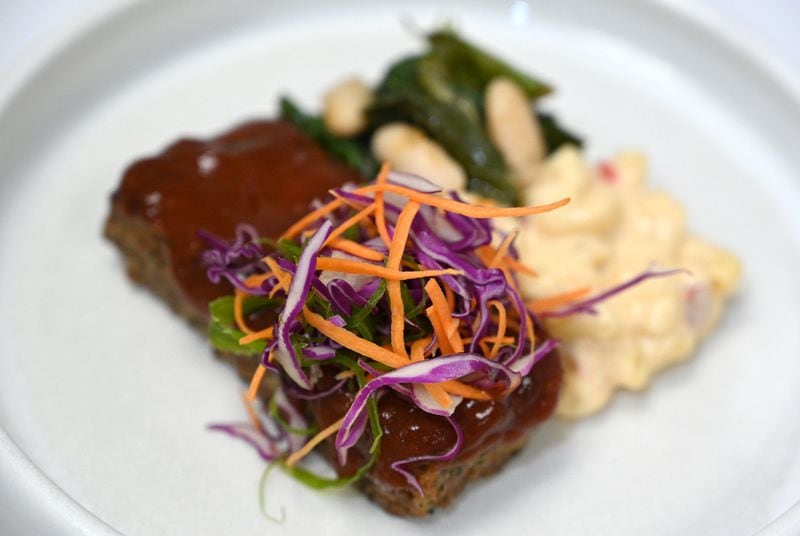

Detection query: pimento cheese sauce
xmin=513 ymin=146 xmax=741 ymax=417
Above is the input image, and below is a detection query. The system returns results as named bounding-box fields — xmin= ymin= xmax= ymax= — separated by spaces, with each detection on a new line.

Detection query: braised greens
xmin=208 ymin=295 xmax=271 ymax=356
xmin=279 ymin=28 xmax=582 ymax=205
xmin=279 ymin=97 xmax=379 ymax=178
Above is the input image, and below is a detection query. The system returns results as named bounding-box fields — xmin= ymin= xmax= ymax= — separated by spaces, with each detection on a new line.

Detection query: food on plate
xmin=299 ymin=28 xmax=740 ymax=417
xmin=205 ymin=167 xmax=567 ymax=515
xmin=103 ymin=26 xmax=740 ymax=517
xmin=280 ymin=29 xmax=581 ymax=207
xmin=104 ymin=120 xmax=361 ymax=328
xmin=510 ymin=147 xmax=741 ymax=417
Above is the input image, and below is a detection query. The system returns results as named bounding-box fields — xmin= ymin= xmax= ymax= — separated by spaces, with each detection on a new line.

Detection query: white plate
xmin=2 ymin=0 xmax=800 ymax=534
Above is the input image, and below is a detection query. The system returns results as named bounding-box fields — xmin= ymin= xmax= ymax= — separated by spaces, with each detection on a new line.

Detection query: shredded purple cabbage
xmin=199 ymin=224 xmax=267 ymax=293
xmin=540 ymin=268 xmax=689 ymax=318
xmin=387 ymin=170 xmax=443 ymax=193
xmin=335 ymin=354 xmax=521 ymax=465
xmin=204 ymin=173 xmax=682 ymax=490
xmin=390 ymin=415 xmax=463 ymax=496
xmin=410 ymin=383 xmax=463 ymax=416
xmin=273 ymin=221 xmax=332 ymax=389
xmin=302 ymin=345 xmax=337 ymax=360
xmin=283 ymin=378 xmax=348 ymax=401
xmin=271 ymin=387 xmax=311 ymax=452
xmin=208 ymin=422 xmax=286 ymax=461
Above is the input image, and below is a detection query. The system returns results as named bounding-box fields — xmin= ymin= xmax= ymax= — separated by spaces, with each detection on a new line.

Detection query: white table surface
xmin=0 ymin=1 xmax=798 ymax=535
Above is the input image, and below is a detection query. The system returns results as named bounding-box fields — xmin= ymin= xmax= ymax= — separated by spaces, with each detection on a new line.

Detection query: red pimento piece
xmin=598 ymin=161 xmax=618 ymax=184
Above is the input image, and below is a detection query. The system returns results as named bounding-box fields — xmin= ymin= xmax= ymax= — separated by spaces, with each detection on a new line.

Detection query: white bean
xmin=371 ymin=123 xmax=467 ymax=191
xmin=485 ymin=77 xmax=546 ymax=182
xmin=322 ymin=77 xmax=372 ymax=137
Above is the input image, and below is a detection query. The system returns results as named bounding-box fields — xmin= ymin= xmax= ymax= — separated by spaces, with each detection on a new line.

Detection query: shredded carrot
xmin=475 ymin=246 xmax=493 ymax=268
xmin=239 ymin=326 xmax=274 ymax=345
xmin=285 ymin=417 xmax=345 ymax=467
xmin=373 ymin=162 xmax=393 ymax=248
xmin=502 ymin=265 xmax=519 ymax=292
xmin=241 ymin=391 xmax=265 ymax=434
xmin=263 ymin=257 xmax=291 ymax=288
xmin=492 ymin=314 xmax=520 ymax=333
xmin=262 ymin=258 xmax=284 ymax=281
xmin=487 ymin=300 xmax=508 ymax=358
xmin=355 ymin=183 xmax=570 ymax=218
xmin=411 ymin=321 xmax=487 ymax=401
xmin=479 ymin=336 xmax=515 ymax=356
xmin=262 ymin=257 xmax=292 ymax=298
xmin=410 ymin=338 xmax=429 ymax=362
xmin=280 ymin=197 xmax=346 ymax=240
xmin=423 ymin=282 xmax=449 ymax=318
xmin=232 ymin=274 xmax=276 ymax=335
xmin=327 ymin=238 xmax=385 ymax=261
xmin=231 ymin=161 xmax=564 ymax=434
xmin=446 ymin=317 xmax=460 ymax=340
xmin=527 ymin=287 xmax=591 ymax=313
xmin=489 ymin=230 xmax=518 ymax=269
xmin=477 ymin=245 xmax=537 ymax=276
xmin=426 ymin=305 xmax=454 ymax=355
xmin=330 ymin=194 xmax=370 ymax=211
xmin=481 ymin=335 xmax=515 ymax=344
xmin=386 ymin=201 xmax=419 ymax=357
xmin=233 ymin=291 xmax=256 ymax=335
xmin=424 ymin=280 xmax=463 ymax=353
xmin=412 ymin=334 xmax=454 ymax=408
xmin=322 ymin=204 xmax=377 ymax=247
xmin=303 ymin=308 xmax=409 ymax=368
xmin=246 ymin=364 xmax=268 ymax=401
xmin=440 ymin=380 xmax=491 ymax=400
xmin=445 ymin=285 xmax=456 ymax=312
xmin=316 ymin=257 xmax=460 ymax=280
xmin=243 ymin=273 xmax=271 ymax=288
xmin=425 ymin=384 xmax=453 ymax=408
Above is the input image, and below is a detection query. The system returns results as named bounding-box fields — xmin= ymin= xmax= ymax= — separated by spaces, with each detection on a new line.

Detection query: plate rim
xmin=0 ymin=1 xmax=138 ymax=533
xmin=0 ymin=0 xmax=798 ymax=533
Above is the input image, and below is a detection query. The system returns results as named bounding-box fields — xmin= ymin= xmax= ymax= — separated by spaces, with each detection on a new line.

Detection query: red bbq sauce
xmin=109 ymin=120 xmax=362 ymax=317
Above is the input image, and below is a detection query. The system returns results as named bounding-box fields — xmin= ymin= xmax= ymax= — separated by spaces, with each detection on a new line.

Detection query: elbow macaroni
xmin=516 ymin=147 xmax=741 ymax=418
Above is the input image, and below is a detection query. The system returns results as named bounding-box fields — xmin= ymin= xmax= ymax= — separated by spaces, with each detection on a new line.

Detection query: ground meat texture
xmin=104 ymin=119 xmax=563 ymax=516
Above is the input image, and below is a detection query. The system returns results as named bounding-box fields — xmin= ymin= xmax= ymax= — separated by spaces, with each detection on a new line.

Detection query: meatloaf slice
xmin=306 ymin=347 xmax=562 ymax=516
xmin=104 ymin=118 xmax=563 ymax=516
xmin=211 ymin=335 xmax=562 ymax=517
xmin=104 ymin=119 xmax=363 ymax=327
